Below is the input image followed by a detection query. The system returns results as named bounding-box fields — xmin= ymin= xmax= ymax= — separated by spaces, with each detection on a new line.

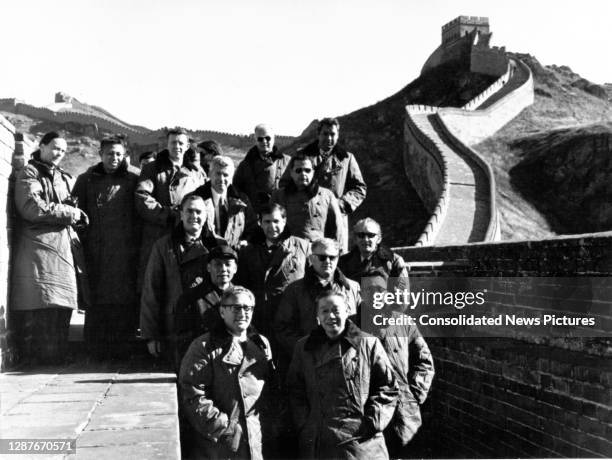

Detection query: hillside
xmin=474 ymin=54 xmax=612 ymax=239
xmin=509 ymin=122 xmax=612 ymax=234
xmin=0 ymin=111 xmax=249 ymax=176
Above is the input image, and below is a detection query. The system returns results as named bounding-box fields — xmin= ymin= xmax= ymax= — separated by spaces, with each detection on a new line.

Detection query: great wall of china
xmin=0 ymin=15 xmax=610 ymax=459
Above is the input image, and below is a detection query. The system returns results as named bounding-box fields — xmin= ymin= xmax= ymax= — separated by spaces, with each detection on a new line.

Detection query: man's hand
xmin=147 ymin=340 xmax=162 ymax=357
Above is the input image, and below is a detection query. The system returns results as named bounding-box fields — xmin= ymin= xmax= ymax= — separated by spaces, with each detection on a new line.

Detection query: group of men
xmin=11 ymin=119 xmax=434 ymax=459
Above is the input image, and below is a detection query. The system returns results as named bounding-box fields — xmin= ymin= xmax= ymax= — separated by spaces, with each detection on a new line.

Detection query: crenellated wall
xmin=403 ymin=56 xmax=533 ymax=245
xmin=438 ymin=58 xmax=534 ymax=146
xmin=461 ymin=61 xmax=512 ymax=110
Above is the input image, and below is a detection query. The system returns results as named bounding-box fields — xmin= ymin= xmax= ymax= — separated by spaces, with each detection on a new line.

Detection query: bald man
xmin=233 ymin=124 xmax=290 ymax=212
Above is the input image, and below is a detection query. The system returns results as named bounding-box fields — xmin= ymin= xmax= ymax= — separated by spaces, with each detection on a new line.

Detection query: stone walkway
xmin=411 ymin=113 xmax=491 ymax=244
xmin=0 ymin=312 xmax=180 ymax=459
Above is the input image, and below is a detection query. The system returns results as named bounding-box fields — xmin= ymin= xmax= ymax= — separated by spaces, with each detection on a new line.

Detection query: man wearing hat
xmin=140 ymin=193 xmax=218 ymax=367
xmin=173 ymin=244 xmax=239 ymax=368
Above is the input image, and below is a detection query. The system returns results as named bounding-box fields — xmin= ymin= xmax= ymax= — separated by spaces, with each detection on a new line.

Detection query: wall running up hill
xmin=403 ymin=57 xmax=532 ymax=245
xmin=439 ymin=59 xmax=534 ymax=146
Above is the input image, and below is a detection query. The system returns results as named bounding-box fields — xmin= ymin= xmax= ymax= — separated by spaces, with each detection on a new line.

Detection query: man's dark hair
xmin=139 ymin=151 xmax=156 ymax=162
xmin=100 ymin=134 xmax=127 ymax=151
xmin=288 ymin=153 xmax=313 ymax=171
xmin=166 ymin=127 xmax=189 ymax=138
xmin=317 ymin=117 xmax=340 ymax=133
xmin=197 ymin=140 xmax=223 ymax=156
xmin=40 ymin=131 xmax=61 ymax=146
xmin=258 ymin=202 xmax=287 ymax=220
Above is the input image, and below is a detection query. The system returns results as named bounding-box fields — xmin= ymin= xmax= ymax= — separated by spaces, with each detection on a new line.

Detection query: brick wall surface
xmin=0 ymin=115 xmax=16 ymax=371
xmin=394 ymin=232 xmax=612 ymax=458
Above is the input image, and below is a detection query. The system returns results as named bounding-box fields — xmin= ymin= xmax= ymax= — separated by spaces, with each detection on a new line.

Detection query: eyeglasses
xmin=221 ymin=304 xmax=254 ymax=314
xmin=356 ymin=232 xmax=378 ymax=239
xmin=314 ymin=254 xmax=338 ymax=262
xmin=294 ymin=168 xmax=312 ymax=174
xmin=257 ymin=136 xmax=272 ymax=142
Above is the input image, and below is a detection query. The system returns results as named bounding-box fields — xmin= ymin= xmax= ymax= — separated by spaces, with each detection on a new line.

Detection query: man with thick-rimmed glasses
xmin=233 ymin=123 xmax=290 ymax=212
xmin=179 ymin=286 xmax=275 ymax=459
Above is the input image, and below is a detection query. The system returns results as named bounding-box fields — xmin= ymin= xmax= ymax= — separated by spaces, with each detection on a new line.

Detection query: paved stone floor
xmin=0 ymin=312 xmax=180 ymax=459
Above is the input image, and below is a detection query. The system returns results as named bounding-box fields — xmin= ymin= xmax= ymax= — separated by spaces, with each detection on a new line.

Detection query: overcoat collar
xmin=304 ymin=319 xmax=366 ymax=351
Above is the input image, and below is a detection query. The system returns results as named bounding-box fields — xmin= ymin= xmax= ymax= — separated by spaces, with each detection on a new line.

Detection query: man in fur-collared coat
xmin=287 ymin=291 xmax=398 ymax=460
xmin=179 ymin=286 xmax=275 ymax=460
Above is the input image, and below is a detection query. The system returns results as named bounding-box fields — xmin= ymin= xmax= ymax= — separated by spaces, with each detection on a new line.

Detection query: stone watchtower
xmin=421 ymin=15 xmax=507 ymax=77
xmin=441 ymin=16 xmax=490 ymax=45
xmin=55 ymin=92 xmax=74 ymax=104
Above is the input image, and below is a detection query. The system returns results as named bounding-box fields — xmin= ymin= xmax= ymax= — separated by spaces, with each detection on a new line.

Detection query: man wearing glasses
xmin=233 ymin=124 xmax=290 ymax=212
xmin=179 ymin=286 xmax=275 ymax=460
xmin=339 ymin=217 xmax=409 ymax=290
xmin=274 ymin=238 xmax=361 ymax=362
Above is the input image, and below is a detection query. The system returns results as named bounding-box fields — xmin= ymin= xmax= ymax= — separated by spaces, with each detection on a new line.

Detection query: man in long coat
xmin=73 ymin=135 xmax=141 ymax=356
xmin=140 ymin=194 xmax=217 ymax=369
xmin=11 ymin=132 xmax=89 ymax=363
xmin=287 ymin=290 xmax=398 ymax=459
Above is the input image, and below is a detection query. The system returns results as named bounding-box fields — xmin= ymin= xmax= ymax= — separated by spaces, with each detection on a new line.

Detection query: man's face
xmin=254 ymin=126 xmax=275 ymax=155
xmin=210 ymin=166 xmax=233 ymax=194
xmin=220 ymin=292 xmax=254 ymax=335
xmin=207 ymin=258 xmax=237 ymax=287
xmin=290 ymin=159 xmax=314 ymax=190
xmin=40 ymin=138 xmax=67 ymax=166
xmin=317 ymin=295 xmax=349 ymax=338
xmin=100 ymin=143 xmax=125 ymax=173
xmin=260 ymin=210 xmax=286 ymax=242
xmin=180 ymin=198 xmax=207 ymax=235
xmin=167 ymin=134 xmax=190 ymax=164
xmin=309 ymin=245 xmax=339 ymax=279
xmin=355 ymin=221 xmax=381 ymax=256
xmin=318 ymin=124 xmax=339 ymax=153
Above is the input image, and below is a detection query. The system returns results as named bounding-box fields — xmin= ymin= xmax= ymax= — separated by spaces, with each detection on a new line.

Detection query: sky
xmin=2 ymin=0 xmax=611 ymax=135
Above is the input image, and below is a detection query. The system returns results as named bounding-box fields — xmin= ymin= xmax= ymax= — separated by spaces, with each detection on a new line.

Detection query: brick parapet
xmin=0 ymin=115 xmax=15 ymax=371
xmin=403 ymin=106 xmax=451 ymax=246
xmin=393 ymin=232 xmax=612 ymax=457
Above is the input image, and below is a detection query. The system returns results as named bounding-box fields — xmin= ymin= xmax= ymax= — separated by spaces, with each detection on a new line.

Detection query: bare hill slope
xmin=475 ymin=54 xmax=612 ymax=239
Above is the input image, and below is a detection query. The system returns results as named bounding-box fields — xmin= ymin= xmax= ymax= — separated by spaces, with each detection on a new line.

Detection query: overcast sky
xmin=2 ymin=0 xmax=610 ymax=135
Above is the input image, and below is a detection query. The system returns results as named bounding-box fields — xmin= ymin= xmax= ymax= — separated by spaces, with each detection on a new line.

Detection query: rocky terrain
xmin=475 ymin=54 xmax=612 ymax=240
